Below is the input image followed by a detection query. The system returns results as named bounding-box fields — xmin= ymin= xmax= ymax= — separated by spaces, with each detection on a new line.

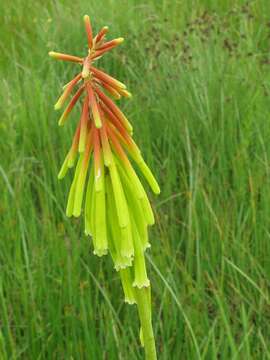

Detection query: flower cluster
xmin=49 ymin=15 xmax=159 ymax=358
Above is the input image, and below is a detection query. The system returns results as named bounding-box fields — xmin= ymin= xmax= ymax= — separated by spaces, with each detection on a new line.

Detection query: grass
xmin=0 ymin=0 xmax=270 ymax=358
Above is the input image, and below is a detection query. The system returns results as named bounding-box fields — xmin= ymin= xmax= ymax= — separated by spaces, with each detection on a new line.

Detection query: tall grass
xmin=0 ymin=0 xmax=270 ymax=359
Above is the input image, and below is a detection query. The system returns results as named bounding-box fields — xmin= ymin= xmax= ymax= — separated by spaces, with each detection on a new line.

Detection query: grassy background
xmin=1 ymin=0 xmax=270 ymax=358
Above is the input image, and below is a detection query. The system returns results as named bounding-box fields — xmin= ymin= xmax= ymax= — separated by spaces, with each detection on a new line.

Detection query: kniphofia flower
xmin=49 ymin=15 xmax=160 ymax=360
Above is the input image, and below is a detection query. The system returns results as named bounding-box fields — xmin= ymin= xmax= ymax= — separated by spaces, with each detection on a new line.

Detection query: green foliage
xmin=0 ymin=0 xmax=270 ymax=358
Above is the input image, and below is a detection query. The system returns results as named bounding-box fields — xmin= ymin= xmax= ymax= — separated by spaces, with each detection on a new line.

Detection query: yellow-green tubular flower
xmin=132 ymin=218 xmax=150 ymax=289
xmin=106 ymin=174 xmax=133 ymax=270
xmin=66 ymin=154 xmax=84 ymax=217
xmin=73 ymin=131 xmax=93 ymax=217
xmin=94 ymin=156 xmax=108 ymax=257
xmin=58 ymin=152 xmax=70 ymax=180
xmin=119 ymin=268 xmax=136 ymax=305
xmin=84 ymin=166 xmax=94 ymax=236
xmin=109 ymin=163 xmax=130 ymax=229
xmin=115 ymin=159 xmax=150 ymax=251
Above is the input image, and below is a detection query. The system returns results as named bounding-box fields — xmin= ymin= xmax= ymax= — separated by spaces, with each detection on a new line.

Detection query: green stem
xmin=135 ymin=287 xmax=157 ymax=360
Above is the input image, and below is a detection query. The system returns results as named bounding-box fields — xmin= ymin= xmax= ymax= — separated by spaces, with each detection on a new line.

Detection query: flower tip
xmin=95 ymin=122 xmax=102 ymax=129
xmin=132 ymin=279 xmax=150 ymax=289
xmin=117 ymin=37 xmax=124 ymax=44
xmin=54 ymin=102 xmax=61 ymax=110
xmin=73 ymin=211 xmax=81 ymax=218
xmin=144 ymin=243 xmax=151 ymax=251
xmin=48 ymin=51 xmax=56 ymax=58
xmin=124 ymin=298 xmax=136 ymax=305
xmin=83 ymin=14 xmax=90 ymax=22
xmin=93 ymin=248 xmax=108 ymax=257
xmin=123 ymin=90 xmax=132 ymax=98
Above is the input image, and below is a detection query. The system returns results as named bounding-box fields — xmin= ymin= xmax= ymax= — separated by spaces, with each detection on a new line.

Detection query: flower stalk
xmin=49 ymin=15 xmax=159 ymax=360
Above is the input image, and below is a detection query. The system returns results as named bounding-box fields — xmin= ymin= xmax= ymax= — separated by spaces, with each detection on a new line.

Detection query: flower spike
xmin=49 ymin=15 xmax=160 ymax=360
